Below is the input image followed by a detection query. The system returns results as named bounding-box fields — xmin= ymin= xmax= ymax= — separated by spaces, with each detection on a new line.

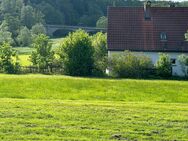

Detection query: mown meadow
xmin=0 ymin=74 xmax=188 ymax=140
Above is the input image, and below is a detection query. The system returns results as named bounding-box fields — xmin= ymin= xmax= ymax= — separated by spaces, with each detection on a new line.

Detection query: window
xmin=160 ymin=32 xmax=167 ymax=41
xmin=170 ymin=58 xmax=176 ymax=65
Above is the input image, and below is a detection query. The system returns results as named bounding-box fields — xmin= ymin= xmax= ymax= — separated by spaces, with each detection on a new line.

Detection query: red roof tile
xmin=108 ymin=7 xmax=188 ymax=52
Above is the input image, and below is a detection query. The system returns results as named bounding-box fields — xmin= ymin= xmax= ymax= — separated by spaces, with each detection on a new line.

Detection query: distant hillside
xmin=0 ymin=0 xmax=188 ymax=45
xmin=29 ymin=0 xmax=143 ymax=26
xmin=29 ymin=0 xmax=188 ymax=27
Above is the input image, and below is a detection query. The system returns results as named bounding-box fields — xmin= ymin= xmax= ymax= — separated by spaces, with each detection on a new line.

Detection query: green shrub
xmin=92 ymin=32 xmax=107 ymax=76
xmin=17 ymin=26 xmax=32 ymax=47
xmin=30 ymin=34 xmax=54 ymax=71
xmin=96 ymin=16 xmax=108 ymax=28
xmin=0 ymin=42 xmax=20 ymax=74
xmin=178 ymin=54 xmax=188 ymax=76
xmin=155 ymin=53 xmax=172 ymax=77
xmin=58 ymin=29 xmax=94 ymax=76
xmin=31 ymin=23 xmax=46 ymax=36
xmin=0 ymin=21 xmax=14 ymax=45
xmin=109 ymin=51 xmax=153 ymax=78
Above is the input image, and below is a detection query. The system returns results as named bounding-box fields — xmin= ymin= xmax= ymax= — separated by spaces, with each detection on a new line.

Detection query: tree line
xmin=0 ymin=30 xmax=108 ymax=77
xmin=25 ymin=0 xmax=188 ymax=26
xmin=0 ymin=0 xmax=45 ymax=47
xmin=1 ymin=30 xmax=188 ymax=78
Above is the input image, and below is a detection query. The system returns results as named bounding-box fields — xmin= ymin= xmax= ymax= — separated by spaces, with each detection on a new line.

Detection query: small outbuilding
xmin=107 ymin=1 xmax=188 ymax=76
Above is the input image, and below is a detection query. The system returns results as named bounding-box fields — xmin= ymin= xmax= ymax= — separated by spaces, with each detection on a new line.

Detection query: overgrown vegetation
xmin=58 ymin=30 xmax=94 ymax=76
xmin=109 ymin=51 xmax=153 ymax=78
xmin=178 ymin=54 xmax=188 ymax=76
xmin=155 ymin=53 xmax=172 ymax=78
xmin=30 ymin=34 xmax=54 ymax=71
xmin=92 ymin=32 xmax=108 ymax=76
xmin=0 ymin=42 xmax=20 ymax=73
xmin=1 ymin=30 xmax=188 ymax=79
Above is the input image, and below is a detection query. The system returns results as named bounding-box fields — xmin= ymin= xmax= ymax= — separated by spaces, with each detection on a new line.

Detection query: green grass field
xmin=18 ymin=55 xmax=31 ymax=66
xmin=14 ymin=47 xmax=33 ymax=66
xmin=0 ymin=74 xmax=188 ymax=140
xmin=50 ymin=38 xmax=64 ymax=49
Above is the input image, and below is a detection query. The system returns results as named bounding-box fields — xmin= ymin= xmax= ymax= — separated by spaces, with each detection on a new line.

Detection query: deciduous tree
xmin=58 ymin=29 xmax=94 ymax=76
xmin=30 ymin=34 xmax=54 ymax=70
xmin=0 ymin=42 xmax=20 ymax=73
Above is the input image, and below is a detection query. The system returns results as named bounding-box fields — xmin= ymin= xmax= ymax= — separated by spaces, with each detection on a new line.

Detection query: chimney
xmin=144 ymin=1 xmax=152 ymax=20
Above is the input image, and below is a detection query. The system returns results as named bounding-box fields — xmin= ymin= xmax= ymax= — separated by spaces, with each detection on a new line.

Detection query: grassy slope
xmin=0 ymin=74 xmax=188 ymax=103
xmin=0 ymin=75 xmax=188 ymax=140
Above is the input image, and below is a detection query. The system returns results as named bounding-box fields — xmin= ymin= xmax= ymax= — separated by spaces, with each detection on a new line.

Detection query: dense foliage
xmin=96 ymin=16 xmax=108 ymax=28
xmin=0 ymin=0 xmax=44 ymax=46
xmin=155 ymin=53 xmax=172 ymax=77
xmin=58 ymin=30 xmax=94 ymax=76
xmin=30 ymin=34 xmax=54 ymax=71
xmin=178 ymin=54 xmax=188 ymax=76
xmin=2 ymin=0 xmax=186 ymax=30
xmin=30 ymin=0 xmax=143 ymax=26
xmin=0 ymin=42 xmax=20 ymax=73
xmin=28 ymin=0 xmax=188 ymax=26
xmin=92 ymin=32 xmax=108 ymax=76
xmin=109 ymin=51 xmax=153 ymax=78
xmin=17 ymin=27 xmax=32 ymax=47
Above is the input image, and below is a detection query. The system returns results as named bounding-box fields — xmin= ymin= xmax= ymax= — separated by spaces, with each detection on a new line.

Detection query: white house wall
xmin=108 ymin=51 xmax=188 ymax=76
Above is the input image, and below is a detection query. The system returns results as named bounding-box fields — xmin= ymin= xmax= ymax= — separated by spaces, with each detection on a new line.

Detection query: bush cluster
xmin=109 ymin=52 xmax=175 ymax=78
xmin=1 ymin=29 xmax=188 ymax=79
xmin=155 ymin=53 xmax=172 ymax=78
xmin=0 ymin=42 xmax=20 ymax=74
xmin=109 ymin=51 xmax=153 ymax=78
xmin=57 ymin=30 xmax=107 ymax=76
xmin=178 ymin=54 xmax=188 ymax=76
xmin=30 ymin=34 xmax=54 ymax=72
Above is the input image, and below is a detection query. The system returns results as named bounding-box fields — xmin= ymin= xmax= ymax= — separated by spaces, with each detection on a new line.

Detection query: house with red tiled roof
xmin=107 ymin=1 xmax=188 ymax=76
